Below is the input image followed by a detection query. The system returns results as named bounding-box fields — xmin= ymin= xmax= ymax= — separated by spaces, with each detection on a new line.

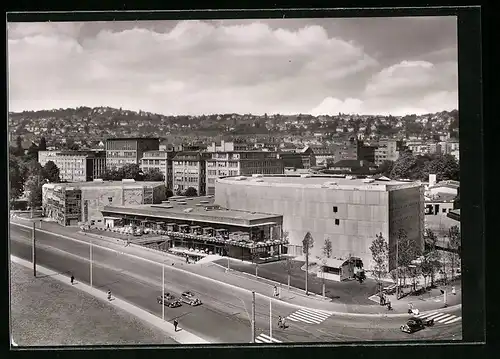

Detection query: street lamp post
xmin=251 ymin=291 xmax=256 ymax=343
xmin=269 ymin=299 xmax=272 ymax=340
xmin=162 ymin=261 xmax=165 ymax=321
xmin=90 ymin=239 xmax=93 ymax=288
xmin=395 ymin=235 xmax=399 ymax=300
xmin=32 ymin=222 xmax=36 ymax=277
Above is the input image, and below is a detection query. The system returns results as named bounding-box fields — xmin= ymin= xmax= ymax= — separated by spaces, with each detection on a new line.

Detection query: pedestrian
xmin=452 ymin=286 xmax=456 ymax=295
xmin=281 ymin=317 xmax=286 ymax=329
xmin=186 ymin=256 xmax=189 ymax=264
xmin=70 ymin=275 xmax=74 ymax=285
xmin=173 ymin=319 xmax=178 ymax=332
xmin=273 ymin=285 xmax=278 ymax=298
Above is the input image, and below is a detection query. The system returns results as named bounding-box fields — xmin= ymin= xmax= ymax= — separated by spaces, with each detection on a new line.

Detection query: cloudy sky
xmin=8 ymin=17 xmax=458 ymax=116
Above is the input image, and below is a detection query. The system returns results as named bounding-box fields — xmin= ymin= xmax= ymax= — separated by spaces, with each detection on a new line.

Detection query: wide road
xmin=9 ymin=223 xmax=462 ymax=343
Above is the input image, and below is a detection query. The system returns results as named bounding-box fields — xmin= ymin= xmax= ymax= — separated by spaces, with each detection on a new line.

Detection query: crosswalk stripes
xmin=415 ymin=311 xmax=462 ymax=324
xmin=255 ymin=333 xmax=282 ymax=343
xmin=286 ymin=308 xmax=331 ymax=324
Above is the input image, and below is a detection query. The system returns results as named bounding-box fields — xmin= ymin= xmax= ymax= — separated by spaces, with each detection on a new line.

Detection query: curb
xmin=10 ymin=255 xmax=210 ymax=345
xmin=10 ymin=221 xmax=462 ymax=318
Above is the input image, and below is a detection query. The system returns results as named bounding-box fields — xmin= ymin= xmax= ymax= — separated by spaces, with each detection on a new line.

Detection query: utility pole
xmin=305 ymin=246 xmax=309 ymax=295
xmin=269 ymin=299 xmax=272 ymax=340
xmin=162 ymin=261 xmax=165 ymax=321
xmin=90 ymin=239 xmax=93 ymax=288
xmin=32 ymin=222 xmax=36 ymax=277
xmin=251 ymin=291 xmax=256 ymax=343
xmin=395 ymin=235 xmax=399 ymax=300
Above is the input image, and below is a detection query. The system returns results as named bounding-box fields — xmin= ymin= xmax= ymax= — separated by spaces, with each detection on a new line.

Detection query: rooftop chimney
xmin=429 ymin=174 xmax=437 ymax=187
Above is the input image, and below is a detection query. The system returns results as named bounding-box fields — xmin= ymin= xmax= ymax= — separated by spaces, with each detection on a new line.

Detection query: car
xmin=400 ymin=317 xmax=435 ymax=333
xmin=180 ymin=291 xmax=202 ymax=306
xmin=157 ymin=293 xmax=182 ymax=308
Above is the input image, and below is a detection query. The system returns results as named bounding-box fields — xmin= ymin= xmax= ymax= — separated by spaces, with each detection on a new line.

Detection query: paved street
xmin=10 ymin=222 xmax=462 ymax=343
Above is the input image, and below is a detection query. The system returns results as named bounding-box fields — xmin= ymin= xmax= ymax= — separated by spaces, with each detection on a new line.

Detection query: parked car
xmin=400 ymin=317 xmax=435 ymax=333
xmin=180 ymin=291 xmax=202 ymax=306
xmin=157 ymin=293 xmax=182 ymax=308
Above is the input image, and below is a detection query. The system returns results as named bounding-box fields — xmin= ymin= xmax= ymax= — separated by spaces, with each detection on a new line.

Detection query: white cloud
xmin=8 ymin=20 xmax=457 ymax=116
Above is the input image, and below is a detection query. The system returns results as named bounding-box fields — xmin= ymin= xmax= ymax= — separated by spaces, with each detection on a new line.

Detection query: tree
xmin=395 ymin=228 xmax=421 ymax=298
xmin=421 ymin=154 xmax=460 ymax=181
xmin=101 ymin=168 xmax=121 ymax=181
xmin=42 ymin=161 xmax=61 ymax=183
xmin=15 ymin=136 xmax=24 ymax=157
xmin=302 ymin=231 xmax=314 ymax=295
xmin=25 ymin=174 xmax=44 ymax=214
xmin=118 ymin=164 xmax=142 ymax=180
xmin=390 ymin=152 xmax=421 ymax=180
xmin=448 ymin=225 xmax=461 ymax=281
xmin=25 ymin=143 xmax=39 ymax=161
xmin=183 ymin=187 xmax=198 ymax=197
xmin=165 ymin=188 xmax=174 ymax=198
xmin=377 ymin=160 xmax=394 ymax=177
xmin=369 ymin=233 xmax=389 ymax=297
xmin=319 ymin=237 xmax=333 ymax=295
xmin=421 ymin=229 xmax=441 ymax=288
xmin=143 ymin=168 xmax=165 ymax=182
xmin=9 ymin=156 xmax=24 ymax=206
xmin=38 ymin=137 xmax=47 ymax=151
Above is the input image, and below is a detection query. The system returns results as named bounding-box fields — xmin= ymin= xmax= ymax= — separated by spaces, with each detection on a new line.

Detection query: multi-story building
xmin=278 ymin=147 xmax=315 ymax=170
xmin=38 ymin=150 xmax=106 ymax=182
xmin=172 ymin=151 xmax=211 ymax=196
xmin=206 ymin=141 xmax=285 ymax=196
xmin=374 ymin=140 xmax=405 ymax=166
xmin=140 ymin=149 xmax=177 ymax=190
xmin=105 ymin=138 xmax=159 ymax=169
xmin=334 ymin=137 xmax=358 ymax=161
xmin=215 ymin=174 xmax=424 ymax=271
xmin=42 ymin=179 xmax=166 ymax=226
xmin=309 ymin=145 xmax=338 ymax=167
xmin=356 ymin=140 xmax=377 ymax=164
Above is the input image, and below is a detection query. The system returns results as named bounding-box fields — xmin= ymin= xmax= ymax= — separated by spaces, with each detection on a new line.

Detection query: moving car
xmin=157 ymin=293 xmax=182 ymax=308
xmin=400 ymin=317 xmax=435 ymax=333
xmin=180 ymin=291 xmax=202 ymax=306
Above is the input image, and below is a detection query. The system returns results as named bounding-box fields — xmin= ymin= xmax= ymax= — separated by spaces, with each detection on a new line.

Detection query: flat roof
xmin=101 ymin=197 xmax=281 ymax=227
xmin=217 ymin=175 xmax=420 ymax=191
xmin=106 ymin=137 xmax=159 ymax=141
xmin=43 ymin=181 xmax=164 ymax=189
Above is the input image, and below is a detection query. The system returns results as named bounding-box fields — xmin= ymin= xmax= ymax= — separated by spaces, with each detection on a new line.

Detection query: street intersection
xmin=9 ymin=220 xmax=462 ymax=344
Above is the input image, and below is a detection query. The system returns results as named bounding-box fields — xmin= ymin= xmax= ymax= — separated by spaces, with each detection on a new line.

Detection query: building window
xmin=335 ymin=219 xmax=340 ymax=225
xmin=108 ymin=197 xmax=112 ymax=203
xmin=442 ymin=208 xmax=447 ymax=213
xmin=333 ymin=206 xmax=338 ymax=213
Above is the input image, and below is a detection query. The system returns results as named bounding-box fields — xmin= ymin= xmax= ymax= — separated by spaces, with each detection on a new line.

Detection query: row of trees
xmin=10 ymin=135 xmax=62 ymax=210
xmin=370 ymin=226 xmax=461 ymax=300
xmin=390 ymin=151 xmax=460 ymax=182
xmin=100 ymin=164 xmax=164 ymax=182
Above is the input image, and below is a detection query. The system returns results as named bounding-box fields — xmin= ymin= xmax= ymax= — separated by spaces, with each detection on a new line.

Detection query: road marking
xmin=417 ymin=312 xmax=437 ymax=319
xmin=435 ymin=314 xmax=453 ymax=322
xmin=416 ymin=311 xmax=461 ymax=325
xmin=255 ymin=333 xmax=281 ymax=343
xmin=287 ymin=308 xmax=331 ymax=325
xmin=442 ymin=316 xmax=461 ymax=324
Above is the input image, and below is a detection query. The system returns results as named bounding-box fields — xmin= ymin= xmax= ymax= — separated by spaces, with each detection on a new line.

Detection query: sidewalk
xmin=10 ymin=255 xmax=210 ymax=345
xmin=10 ymin=217 xmax=462 ymax=316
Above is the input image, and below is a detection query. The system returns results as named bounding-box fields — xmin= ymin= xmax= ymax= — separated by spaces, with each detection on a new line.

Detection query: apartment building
xmin=206 ymin=141 xmax=284 ymax=196
xmin=38 ymin=150 xmax=106 ymax=182
xmin=140 ymin=149 xmax=177 ymax=190
xmin=374 ymin=140 xmax=405 ymax=166
xmin=106 ymin=138 xmax=159 ymax=169
xmin=172 ymin=151 xmax=211 ymax=196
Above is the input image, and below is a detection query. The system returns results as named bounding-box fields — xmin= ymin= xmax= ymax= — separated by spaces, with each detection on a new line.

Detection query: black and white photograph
xmin=7 ymin=11 xmax=471 ymax=347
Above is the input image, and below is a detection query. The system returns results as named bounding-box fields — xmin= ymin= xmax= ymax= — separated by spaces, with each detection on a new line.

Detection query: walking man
xmin=173 ymin=319 xmax=179 ymax=332
xmin=70 ymin=275 xmax=75 ymax=285
xmin=452 ymin=286 xmax=456 ymax=295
